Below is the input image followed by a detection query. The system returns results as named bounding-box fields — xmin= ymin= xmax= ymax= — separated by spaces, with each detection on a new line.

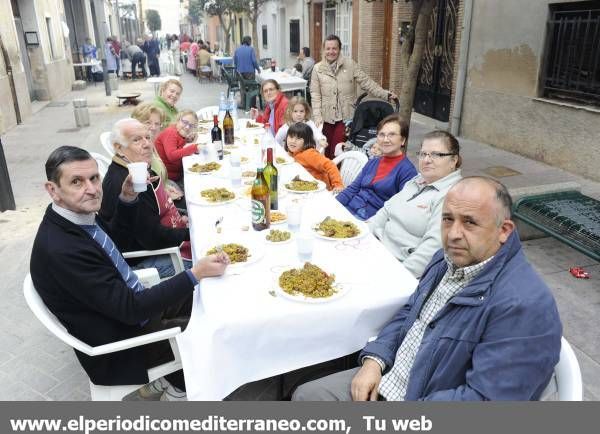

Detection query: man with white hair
xmin=99 ymin=118 xmax=190 ymax=278
xmin=30 ymin=145 xmax=229 ymax=400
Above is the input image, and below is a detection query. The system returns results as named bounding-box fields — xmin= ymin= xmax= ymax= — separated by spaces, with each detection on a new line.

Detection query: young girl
xmin=284 ymin=123 xmax=343 ymax=192
xmin=275 ymin=96 xmax=327 ymax=152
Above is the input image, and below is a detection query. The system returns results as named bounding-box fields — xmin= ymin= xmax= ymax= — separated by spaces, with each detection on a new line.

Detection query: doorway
xmin=13 ymin=14 xmax=35 ymax=101
xmin=413 ymin=0 xmax=458 ymax=122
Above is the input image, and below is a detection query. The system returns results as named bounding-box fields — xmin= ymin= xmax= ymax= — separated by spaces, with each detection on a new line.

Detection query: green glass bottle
xmin=263 ymin=147 xmax=278 ymax=210
xmin=251 ymin=167 xmax=271 ymax=231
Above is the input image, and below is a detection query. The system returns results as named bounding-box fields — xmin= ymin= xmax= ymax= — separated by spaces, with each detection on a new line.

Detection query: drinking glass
xmin=296 ymin=233 xmax=314 ymax=263
xmin=287 ymin=200 xmax=302 ymax=232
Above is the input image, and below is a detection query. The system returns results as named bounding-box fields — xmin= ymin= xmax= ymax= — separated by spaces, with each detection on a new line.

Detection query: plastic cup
xmin=296 ymin=233 xmax=314 ymax=263
xmin=127 ymin=162 xmax=148 ymax=192
xmin=287 ymin=201 xmax=302 ymax=232
xmin=231 ymin=165 xmax=242 ymax=188
xmin=230 ymin=152 xmax=241 ymax=167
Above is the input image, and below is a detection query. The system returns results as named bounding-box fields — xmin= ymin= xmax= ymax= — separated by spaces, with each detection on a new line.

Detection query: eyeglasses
xmin=180 ymin=119 xmax=197 ymax=130
xmin=416 ymin=151 xmax=457 ymax=160
xmin=376 ymin=132 xmax=401 ymax=141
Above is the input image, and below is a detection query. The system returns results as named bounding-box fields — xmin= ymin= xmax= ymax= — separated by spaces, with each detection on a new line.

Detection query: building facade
xmin=1 ymin=0 xmax=76 ymax=133
xmin=354 ymin=0 xmax=599 ymax=181
xmin=459 ymin=0 xmax=600 ymax=181
xmin=256 ymin=0 xmax=310 ymax=67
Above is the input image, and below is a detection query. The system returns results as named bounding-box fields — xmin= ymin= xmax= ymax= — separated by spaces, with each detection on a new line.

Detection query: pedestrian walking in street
xmin=171 ymin=35 xmax=182 ymax=76
xmin=111 ymin=36 xmax=122 ymax=77
xmin=104 ymin=37 xmax=118 ymax=75
xmin=144 ymin=34 xmax=161 ymax=77
xmin=234 ymin=36 xmax=261 ymax=106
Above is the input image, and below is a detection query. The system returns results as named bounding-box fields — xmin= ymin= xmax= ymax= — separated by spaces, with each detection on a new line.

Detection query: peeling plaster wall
xmin=461 ymin=0 xmax=600 ymax=181
xmin=0 ymin=0 xmax=32 ymax=133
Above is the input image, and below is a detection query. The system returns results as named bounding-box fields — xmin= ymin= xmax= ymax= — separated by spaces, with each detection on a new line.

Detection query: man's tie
xmin=81 ymin=223 xmax=145 ymax=294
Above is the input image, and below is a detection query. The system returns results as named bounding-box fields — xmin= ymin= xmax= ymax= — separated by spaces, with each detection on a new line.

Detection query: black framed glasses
xmin=416 ymin=151 xmax=457 ymax=160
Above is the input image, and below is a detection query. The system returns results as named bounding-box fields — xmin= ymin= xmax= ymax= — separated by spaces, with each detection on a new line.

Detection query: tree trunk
xmin=218 ymin=13 xmax=232 ymax=54
xmin=398 ymin=0 xmax=435 ymax=123
xmin=251 ymin=2 xmax=260 ymax=58
xmin=252 ymin=19 xmax=260 ymax=59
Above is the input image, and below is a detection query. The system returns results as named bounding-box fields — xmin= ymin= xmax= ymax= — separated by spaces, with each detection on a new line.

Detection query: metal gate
xmin=414 ymin=0 xmax=458 ymax=122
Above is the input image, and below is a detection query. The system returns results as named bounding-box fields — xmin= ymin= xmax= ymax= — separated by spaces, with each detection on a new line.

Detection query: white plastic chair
xmin=23 ymin=268 xmax=182 ymax=401
xmin=100 ymin=131 xmax=114 ymax=157
xmin=196 ymin=106 xmax=219 ymax=121
xmin=332 ymin=151 xmax=368 ymax=187
xmin=540 ymin=337 xmax=583 ymax=401
xmin=90 ymin=152 xmax=111 ymax=178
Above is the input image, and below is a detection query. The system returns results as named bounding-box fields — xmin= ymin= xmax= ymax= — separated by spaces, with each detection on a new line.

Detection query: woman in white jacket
xmin=368 ymin=130 xmax=463 ymax=278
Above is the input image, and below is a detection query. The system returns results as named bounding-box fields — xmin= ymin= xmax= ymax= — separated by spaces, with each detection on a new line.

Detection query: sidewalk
xmin=0 ymin=72 xmax=598 ymax=400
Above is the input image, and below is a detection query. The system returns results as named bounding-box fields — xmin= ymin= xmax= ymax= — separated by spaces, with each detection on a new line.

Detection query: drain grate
xmin=46 ymin=101 xmax=70 ymax=107
xmin=513 ymin=191 xmax=600 ymax=260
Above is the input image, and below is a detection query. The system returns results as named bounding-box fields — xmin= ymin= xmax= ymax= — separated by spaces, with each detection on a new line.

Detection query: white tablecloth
xmin=210 ymin=56 xmax=234 ymax=78
xmin=177 ymin=152 xmax=418 ymax=400
xmin=257 ymin=70 xmax=307 ymax=94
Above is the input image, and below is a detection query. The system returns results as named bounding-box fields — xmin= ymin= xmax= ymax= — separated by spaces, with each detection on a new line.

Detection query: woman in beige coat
xmin=310 ymin=34 xmax=397 ymax=159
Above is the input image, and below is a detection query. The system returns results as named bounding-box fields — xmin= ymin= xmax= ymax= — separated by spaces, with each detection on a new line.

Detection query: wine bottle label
xmin=251 ymin=199 xmax=266 ymax=224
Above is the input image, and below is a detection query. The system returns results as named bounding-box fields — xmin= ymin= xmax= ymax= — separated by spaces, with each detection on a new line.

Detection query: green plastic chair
xmin=220 ymin=66 xmax=240 ymax=98
xmin=236 ymin=72 xmax=263 ymax=110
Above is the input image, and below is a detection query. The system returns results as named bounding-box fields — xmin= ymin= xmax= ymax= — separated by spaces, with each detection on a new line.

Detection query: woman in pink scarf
xmin=186 ymin=40 xmax=199 ymax=74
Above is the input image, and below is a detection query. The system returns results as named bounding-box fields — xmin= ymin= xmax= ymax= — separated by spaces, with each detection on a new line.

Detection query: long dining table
xmin=176 ymin=134 xmax=418 ymax=400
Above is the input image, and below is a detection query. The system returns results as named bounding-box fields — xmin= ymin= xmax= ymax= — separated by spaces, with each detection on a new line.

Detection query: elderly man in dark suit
xmin=30 ymin=146 xmax=229 ymax=400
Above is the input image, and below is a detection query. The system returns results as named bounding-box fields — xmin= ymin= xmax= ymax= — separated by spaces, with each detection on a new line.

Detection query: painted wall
xmin=461 ymin=0 xmax=600 ymax=180
xmin=256 ymin=0 xmax=308 ymax=68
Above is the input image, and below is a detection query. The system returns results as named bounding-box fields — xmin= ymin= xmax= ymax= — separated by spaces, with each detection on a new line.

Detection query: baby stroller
xmin=346 ymin=92 xmax=400 ymax=150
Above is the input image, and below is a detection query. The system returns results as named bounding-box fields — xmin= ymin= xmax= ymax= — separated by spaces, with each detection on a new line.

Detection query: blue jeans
xmin=133 ymin=254 xmax=176 ymax=278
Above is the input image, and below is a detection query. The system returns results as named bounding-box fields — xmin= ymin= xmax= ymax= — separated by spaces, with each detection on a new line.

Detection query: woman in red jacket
xmin=250 ymin=79 xmax=288 ymax=136
xmin=154 ymin=110 xmax=201 ymax=183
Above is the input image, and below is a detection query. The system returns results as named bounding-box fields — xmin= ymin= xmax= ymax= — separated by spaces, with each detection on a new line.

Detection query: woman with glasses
xmin=250 ymin=79 xmax=289 ymax=136
xmin=368 ymin=130 xmax=462 ymax=278
xmin=153 ymin=79 xmax=183 ymax=127
xmin=131 ymin=103 xmax=184 ymax=203
xmin=337 ymin=114 xmax=417 ymax=220
xmin=155 ymin=110 xmax=201 ymax=183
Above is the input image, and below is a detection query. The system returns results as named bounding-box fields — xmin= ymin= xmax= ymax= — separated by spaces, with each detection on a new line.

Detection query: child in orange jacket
xmin=284 ymin=123 xmax=344 ymax=192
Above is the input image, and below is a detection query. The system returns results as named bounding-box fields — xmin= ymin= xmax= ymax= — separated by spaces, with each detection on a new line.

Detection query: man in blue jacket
xmin=234 ymin=36 xmax=261 ymax=108
xmin=294 ymin=176 xmax=562 ymax=401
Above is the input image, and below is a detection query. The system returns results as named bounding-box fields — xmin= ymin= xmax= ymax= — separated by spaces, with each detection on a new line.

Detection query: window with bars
xmin=542 ymin=1 xmax=600 ymax=105
xmin=262 ymin=25 xmax=268 ymax=48
xmin=336 ymin=1 xmax=352 ymax=57
xmin=290 ymin=19 xmax=300 ymax=54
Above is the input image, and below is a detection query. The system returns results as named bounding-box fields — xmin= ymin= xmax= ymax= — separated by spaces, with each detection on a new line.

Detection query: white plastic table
xmin=176 ymin=151 xmax=418 ymax=400
xmin=257 ymin=70 xmax=307 ymax=95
